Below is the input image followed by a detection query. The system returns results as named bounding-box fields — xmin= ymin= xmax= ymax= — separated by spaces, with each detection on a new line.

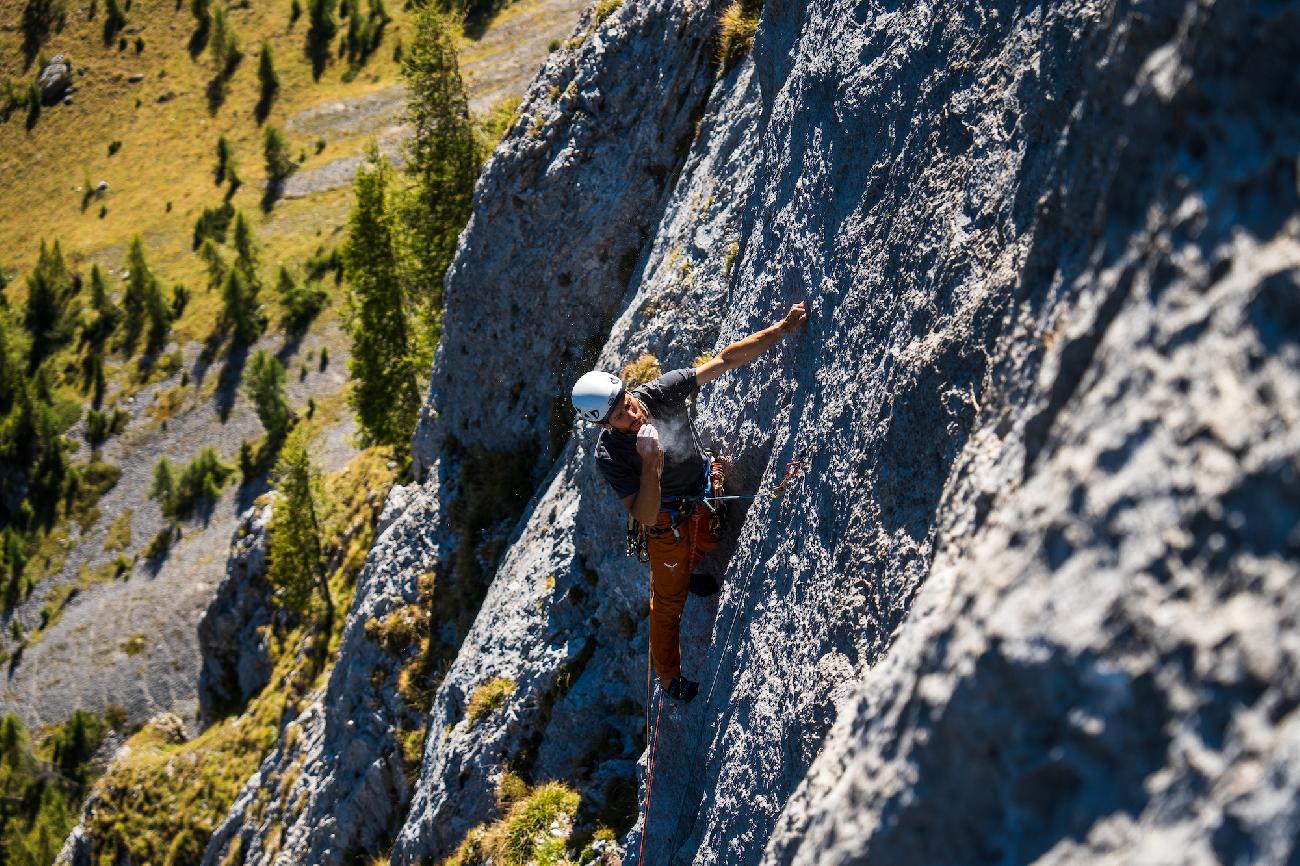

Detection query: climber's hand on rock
xmin=636 ymin=423 xmax=661 ymax=460
xmin=779 ymin=301 xmax=808 ymax=335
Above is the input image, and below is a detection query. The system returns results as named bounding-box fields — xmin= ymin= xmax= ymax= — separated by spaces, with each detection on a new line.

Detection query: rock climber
xmin=570 ymin=301 xmax=808 ymax=702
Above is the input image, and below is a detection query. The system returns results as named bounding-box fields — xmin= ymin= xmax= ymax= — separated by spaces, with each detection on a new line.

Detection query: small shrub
xmin=143 ymin=525 xmax=175 ymax=559
xmin=303 ymin=245 xmax=342 ymax=283
xmin=723 ymin=240 xmax=739 ymax=274
xmin=465 ymin=677 xmax=514 ymax=729
xmin=593 ymin=0 xmax=621 ymax=23
xmin=192 ymin=201 xmax=235 ymax=249
xmin=107 ymin=139 xmax=123 ymax=155
xmin=289 ymin=0 xmax=301 ymax=21
xmin=134 ymin=35 xmax=143 ymax=51
xmin=171 ymin=283 xmax=190 ymax=317
xmin=121 ymin=633 xmax=147 ymax=655
xmin=104 ymin=509 xmax=133 ymax=552
xmin=716 ymin=0 xmax=761 ymax=68
xmin=276 ymin=265 xmax=328 ymax=330
xmin=547 ymin=38 xmax=559 ymax=51
xmin=86 ymin=406 xmax=129 ymax=446
xmin=619 ymin=352 xmax=660 ymax=387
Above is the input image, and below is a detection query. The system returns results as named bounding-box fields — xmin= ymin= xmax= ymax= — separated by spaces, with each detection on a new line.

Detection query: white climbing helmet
xmin=571 ymin=371 xmax=625 ymax=423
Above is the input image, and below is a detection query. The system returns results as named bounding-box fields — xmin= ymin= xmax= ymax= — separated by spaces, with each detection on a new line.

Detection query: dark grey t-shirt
xmin=595 ymin=368 xmax=707 ymax=502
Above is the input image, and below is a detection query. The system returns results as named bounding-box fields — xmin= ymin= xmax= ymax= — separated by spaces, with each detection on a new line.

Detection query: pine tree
xmin=199 ymin=237 xmax=227 ymax=289
xmin=102 ymin=0 xmax=126 ymax=42
xmin=306 ymin=0 xmax=337 ymax=78
xmin=342 ymin=144 xmax=421 ymax=447
xmin=123 ymin=236 xmax=170 ymax=353
xmin=262 ymin=124 xmax=297 ymax=184
xmin=209 ymin=4 xmax=240 ymax=73
xmin=277 ymin=264 xmax=327 ymax=329
xmin=84 ymin=264 xmax=122 ymax=347
xmin=0 ymin=311 xmax=17 ymax=415
xmin=244 ymin=349 xmax=292 ymax=443
xmin=266 ymin=424 xmax=332 ymax=627
xmin=221 ymin=213 xmax=265 ymax=343
xmin=400 ymin=1 xmax=479 ymax=322
xmin=232 ymin=210 xmax=258 ymax=275
xmin=150 ymin=457 xmax=177 ymax=518
xmin=220 ymin=266 xmax=263 ymax=344
xmin=23 ymin=239 xmax=78 ymax=368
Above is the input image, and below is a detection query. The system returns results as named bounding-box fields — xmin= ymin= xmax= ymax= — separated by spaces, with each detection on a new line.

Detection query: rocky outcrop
xmin=200 ymin=0 xmax=729 ymax=863
xmin=197 ymin=503 xmax=276 ymax=723
xmin=37 ymin=53 xmax=72 ymax=103
xmin=411 ymin=0 xmax=727 ymax=469
xmin=197 ymin=0 xmax=1300 ymax=864
xmin=393 ymin=46 xmax=766 ymax=866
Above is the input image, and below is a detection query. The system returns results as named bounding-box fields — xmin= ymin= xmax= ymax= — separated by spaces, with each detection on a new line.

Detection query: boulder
xmin=37 ymin=54 xmax=72 ymax=104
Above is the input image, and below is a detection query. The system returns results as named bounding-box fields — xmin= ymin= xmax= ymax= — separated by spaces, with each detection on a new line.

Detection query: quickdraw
xmin=769 ymin=450 xmax=810 ymax=500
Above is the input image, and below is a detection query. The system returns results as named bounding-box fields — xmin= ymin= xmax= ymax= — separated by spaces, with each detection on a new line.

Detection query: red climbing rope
xmin=637 ymin=692 xmax=665 ymax=866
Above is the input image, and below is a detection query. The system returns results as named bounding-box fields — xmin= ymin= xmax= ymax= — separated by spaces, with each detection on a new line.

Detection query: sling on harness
xmin=626 ymin=452 xmax=725 ymax=562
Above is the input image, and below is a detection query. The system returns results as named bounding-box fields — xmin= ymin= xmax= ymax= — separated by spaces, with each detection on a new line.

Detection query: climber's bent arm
xmin=623 ymin=454 xmax=662 ymax=526
xmin=695 ymin=302 xmax=807 ymax=386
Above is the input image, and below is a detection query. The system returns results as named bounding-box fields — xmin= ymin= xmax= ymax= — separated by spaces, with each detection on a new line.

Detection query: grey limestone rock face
xmin=201 ymin=480 xmax=449 ymax=866
xmin=201 ymin=0 xmax=732 ymax=861
xmin=197 ymin=502 xmax=277 ymax=724
xmin=411 ymin=0 xmax=727 ymax=470
xmin=190 ymin=0 xmax=1300 ymax=863
xmin=390 ymin=38 xmax=768 ymax=866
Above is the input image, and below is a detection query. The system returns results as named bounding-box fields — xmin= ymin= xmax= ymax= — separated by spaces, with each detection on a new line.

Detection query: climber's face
xmin=602 ymin=391 xmax=647 ymax=434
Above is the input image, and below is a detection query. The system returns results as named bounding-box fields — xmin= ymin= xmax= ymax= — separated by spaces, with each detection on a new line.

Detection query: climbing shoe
xmin=689 ymin=572 xmax=720 ymax=597
xmin=666 ymin=676 xmax=699 ymax=703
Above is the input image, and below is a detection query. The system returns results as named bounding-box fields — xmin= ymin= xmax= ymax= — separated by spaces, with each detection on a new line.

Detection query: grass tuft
xmin=465 ymin=676 xmax=515 ymax=729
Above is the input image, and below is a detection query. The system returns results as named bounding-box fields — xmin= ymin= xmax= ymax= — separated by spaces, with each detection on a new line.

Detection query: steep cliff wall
xmin=192 ymin=0 xmax=1298 ymax=863
xmin=198 ymin=0 xmax=728 ymax=862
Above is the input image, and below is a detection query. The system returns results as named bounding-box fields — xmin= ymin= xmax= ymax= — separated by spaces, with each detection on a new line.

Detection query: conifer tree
xmin=23 ymin=239 xmax=78 ymax=369
xmin=220 ymin=266 xmax=263 ymax=344
xmin=244 ymin=349 xmax=292 ymax=444
xmin=221 ymin=213 xmax=265 ymax=343
xmin=262 ymin=124 xmax=297 ymax=184
xmin=150 ymin=457 xmax=177 ymax=518
xmin=306 ymin=0 xmax=337 ymax=78
xmin=84 ymin=263 xmax=122 ymax=347
xmin=123 ymin=235 xmax=170 ymax=353
xmin=400 ymin=1 xmax=479 ymax=320
xmin=342 ymin=144 xmax=421 ymax=447
xmin=199 ymin=237 xmax=227 ymax=289
xmin=267 ymin=424 xmax=332 ymax=627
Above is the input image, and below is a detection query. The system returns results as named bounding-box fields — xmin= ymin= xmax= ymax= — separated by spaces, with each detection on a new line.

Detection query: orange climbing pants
xmin=646 ymin=461 xmax=725 ymax=684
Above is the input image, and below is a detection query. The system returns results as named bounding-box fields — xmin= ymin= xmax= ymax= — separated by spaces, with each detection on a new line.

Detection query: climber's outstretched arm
xmin=695 ymin=302 xmax=807 ymax=386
